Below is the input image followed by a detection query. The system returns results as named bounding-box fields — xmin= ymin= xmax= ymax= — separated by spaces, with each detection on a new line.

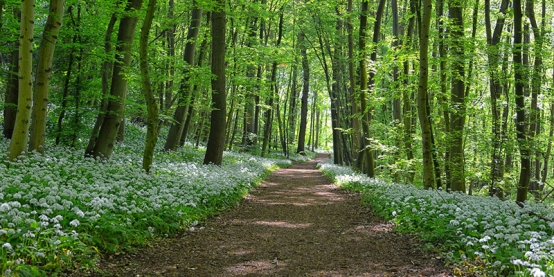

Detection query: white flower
xmin=69 ymin=219 xmax=80 ymax=227
xmin=75 ymin=210 xmax=85 ymax=218
xmin=0 ymin=203 xmax=10 ymax=212
xmin=528 ymin=267 xmax=545 ymax=277
xmin=479 ymin=235 xmax=491 ymax=243
xmin=392 ymin=211 xmax=397 ymax=216
xmin=2 ymin=242 xmax=12 ymax=251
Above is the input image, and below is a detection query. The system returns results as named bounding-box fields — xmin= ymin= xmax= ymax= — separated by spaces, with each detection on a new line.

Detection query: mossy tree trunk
xmin=139 ymin=0 xmax=158 ymax=173
xmin=417 ymin=0 xmax=436 ymax=189
xmin=7 ymin=0 xmax=34 ymax=161
xmin=29 ymin=0 xmax=65 ymax=153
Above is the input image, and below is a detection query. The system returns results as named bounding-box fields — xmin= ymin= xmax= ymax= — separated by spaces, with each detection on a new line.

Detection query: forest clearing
xmin=3 ymin=0 xmax=554 ymax=276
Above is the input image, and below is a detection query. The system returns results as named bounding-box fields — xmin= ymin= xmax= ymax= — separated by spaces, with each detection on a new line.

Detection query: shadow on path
xmin=91 ymin=154 xmax=452 ymax=277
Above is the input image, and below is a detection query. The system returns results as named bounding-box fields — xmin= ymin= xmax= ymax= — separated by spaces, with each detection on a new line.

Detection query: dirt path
xmin=89 ymin=154 xmax=452 ymax=276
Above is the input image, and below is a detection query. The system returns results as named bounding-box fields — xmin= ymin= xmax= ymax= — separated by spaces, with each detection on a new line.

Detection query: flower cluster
xmin=0 ymin=129 xmax=291 ymax=275
xmin=319 ymin=161 xmax=554 ymax=277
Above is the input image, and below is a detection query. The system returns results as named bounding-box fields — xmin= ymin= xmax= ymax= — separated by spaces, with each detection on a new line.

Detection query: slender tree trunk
xmin=262 ymin=9 xmax=283 ymax=157
xmin=203 ymin=0 xmax=226 ymax=165
xmin=139 ymin=0 xmax=158 ymax=173
xmin=297 ymin=32 xmax=309 ymax=155
xmin=7 ymin=0 xmax=34 ymax=161
xmin=542 ymin=102 xmax=554 ymax=184
xmin=346 ymin=0 xmax=360 ymax=162
xmin=402 ymin=2 xmax=416 ymax=183
xmin=485 ymin=0 xmax=509 ymax=195
xmin=29 ymin=0 xmax=65 ymax=153
xmin=229 ymin=108 xmax=240 ymax=150
xmin=448 ymin=0 xmax=466 ymax=192
xmin=181 ymin=30 xmax=209 ymax=146
xmin=526 ymin=0 xmax=545 ymax=192
xmin=436 ymin=0 xmax=449 ymax=188
xmin=92 ymin=0 xmax=143 ymax=159
xmin=164 ymin=6 xmax=202 ymax=151
xmin=513 ymin=0 xmax=530 ymax=202
xmin=85 ymin=12 xmax=117 ymax=154
xmin=288 ymin=63 xmax=298 ymax=146
xmin=164 ymin=0 xmax=176 ymax=112
xmin=417 ymin=0 xmax=435 ymax=189
xmin=356 ymin=0 xmax=384 ymax=176
xmin=356 ymin=0 xmax=372 ymax=174
xmin=3 ymin=21 xmax=19 ymax=140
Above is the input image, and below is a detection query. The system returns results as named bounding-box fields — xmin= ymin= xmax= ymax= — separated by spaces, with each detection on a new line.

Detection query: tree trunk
xmin=139 ymin=0 xmax=158 ymax=173
xmin=513 ymin=0 xmax=530 ymax=202
xmin=436 ymin=0 xmax=449 ymax=188
xmin=346 ymin=0 xmax=360 ymax=162
xmin=203 ymin=0 xmax=226 ymax=165
xmin=7 ymin=0 xmax=34 ymax=161
xmin=447 ymin=0 xmax=466 ymax=192
xmin=297 ymin=32 xmax=309 ymax=155
xmin=84 ymin=12 xmax=117 ymax=154
xmin=526 ymin=0 xmax=545 ymax=193
xmin=402 ymin=1 xmax=416 ymax=183
xmin=28 ymin=0 xmax=65 ymax=153
xmin=485 ymin=0 xmax=509 ymax=195
xmin=164 ymin=6 xmax=202 ymax=151
xmin=262 ymin=10 xmax=283 ymax=157
xmin=3 ymin=23 xmax=19 ymax=140
xmin=181 ymin=28 xmax=209 ymax=146
xmin=356 ymin=0 xmax=371 ymax=174
xmin=417 ymin=0 xmax=435 ymax=189
xmin=92 ymin=0 xmax=143 ymax=159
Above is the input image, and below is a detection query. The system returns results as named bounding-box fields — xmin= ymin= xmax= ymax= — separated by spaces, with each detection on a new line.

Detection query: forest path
xmin=90 ymin=153 xmax=452 ymax=276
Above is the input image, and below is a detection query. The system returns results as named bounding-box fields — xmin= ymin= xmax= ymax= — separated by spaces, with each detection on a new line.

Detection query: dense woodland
xmin=2 ymin=0 xmax=554 ymax=203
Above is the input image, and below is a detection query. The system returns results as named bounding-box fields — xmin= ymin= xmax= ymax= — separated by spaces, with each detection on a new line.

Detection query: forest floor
xmin=82 ymin=153 xmax=454 ymax=277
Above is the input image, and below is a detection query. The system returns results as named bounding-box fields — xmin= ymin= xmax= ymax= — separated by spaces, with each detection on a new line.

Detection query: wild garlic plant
xmin=319 ymin=161 xmax=554 ymax=277
xmin=0 ymin=133 xmax=291 ymax=275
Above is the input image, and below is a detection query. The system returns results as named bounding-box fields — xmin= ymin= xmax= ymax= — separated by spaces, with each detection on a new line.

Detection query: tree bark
xmin=513 ymin=0 xmax=530 ymax=202
xmin=402 ymin=0 xmax=416 ymax=183
xmin=164 ymin=6 xmax=202 ymax=151
xmin=297 ymin=32 xmax=309 ymax=154
xmin=7 ymin=0 xmax=34 ymax=161
xmin=346 ymin=0 xmax=360 ymax=162
xmin=417 ymin=0 xmax=436 ymax=189
xmin=3 ymin=15 xmax=19 ymax=140
xmin=485 ymin=0 xmax=509 ymax=196
xmin=29 ymin=0 xmax=65 ymax=153
xmin=84 ymin=12 xmax=117 ymax=154
xmin=262 ymin=10 xmax=283 ymax=157
xmin=203 ymin=0 xmax=226 ymax=165
xmin=92 ymin=0 xmax=143 ymax=159
xmin=139 ymin=0 xmax=158 ymax=173
xmin=447 ymin=0 xmax=466 ymax=192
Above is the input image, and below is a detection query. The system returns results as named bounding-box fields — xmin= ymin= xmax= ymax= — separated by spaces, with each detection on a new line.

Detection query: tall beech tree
xmin=203 ymin=0 xmax=226 ymax=165
xmin=417 ymin=0 xmax=435 ymax=189
xmin=29 ymin=0 xmax=65 ymax=153
xmin=447 ymin=0 xmax=466 ymax=192
xmin=513 ymin=0 xmax=530 ymax=202
xmin=356 ymin=0 xmax=374 ymax=176
xmin=91 ymin=0 xmax=143 ymax=159
xmin=7 ymin=0 xmax=34 ymax=161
